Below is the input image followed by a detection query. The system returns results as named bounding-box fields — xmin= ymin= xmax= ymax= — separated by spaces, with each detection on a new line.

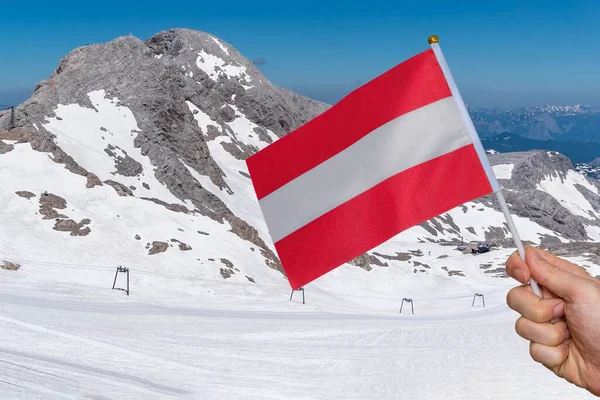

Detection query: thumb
xmin=526 ymin=248 xmax=588 ymax=302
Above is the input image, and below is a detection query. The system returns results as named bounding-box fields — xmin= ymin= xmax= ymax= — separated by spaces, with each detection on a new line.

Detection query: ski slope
xmin=0 ymin=260 xmax=596 ymax=400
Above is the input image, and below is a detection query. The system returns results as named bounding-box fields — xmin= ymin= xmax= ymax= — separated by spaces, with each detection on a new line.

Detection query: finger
xmin=506 ymin=250 xmax=530 ymax=284
xmin=512 ymin=277 xmax=557 ymax=300
xmin=507 ymin=286 xmax=565 ymax=322
xmin=530 ymin=342 xmax=569 ymax=369
xmin=526 ymin=249 xmax=592 ymax=302
xmin=531 ymin=247 xmax=594 ymax=281
xmin=515 ymin=317 xmax=569 ymax=346
xmin=506 ymin=246 xmax=594 ymax=286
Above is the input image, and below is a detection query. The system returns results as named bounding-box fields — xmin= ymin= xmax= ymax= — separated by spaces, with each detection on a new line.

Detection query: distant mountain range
xmin=471 ymin=105 xmax=600 ymax=166
xmin=481 ymin=134 xmax=600 ymax=164
xmin=470 ymin=105 xmax=600 ymax=142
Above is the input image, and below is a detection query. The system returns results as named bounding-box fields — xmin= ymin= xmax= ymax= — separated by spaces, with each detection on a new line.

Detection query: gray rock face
xmin=39 ymin=193 xmax=68 ymax=220
xmin=409 ymin=150 xmax=600 ymax=248
xmin=0 ymin=29 xmax=327 ymax=275
xmin=149 ymin=241 xmax=169 ymax=255
xmin=15 ymin=191 xmax=36 ymax=199
xmin=53 ymin=218 xmax=92 ymax=236
xmin=0 ymin=140 xmax=13 ymax=154
xmin=348 ymin=253 xmax=388 ymax=271
xmin=486 ymin=151 xmax=600 ymax=241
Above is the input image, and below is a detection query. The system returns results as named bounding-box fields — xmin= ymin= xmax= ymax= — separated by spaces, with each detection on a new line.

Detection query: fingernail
xmin=553 ymin=303 xmax=565 ymax=318
xmin=529 ymin=247 xmax=541 ymax=259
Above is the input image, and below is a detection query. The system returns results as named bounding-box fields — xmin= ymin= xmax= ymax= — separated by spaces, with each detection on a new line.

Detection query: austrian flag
xmin=246 ymin=41 xmax=500 ymax=289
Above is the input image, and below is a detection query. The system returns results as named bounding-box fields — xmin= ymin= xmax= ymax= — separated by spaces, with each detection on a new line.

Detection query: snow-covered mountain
xmin=4 ymin=29 xmax=600 ymax=399
xmin=2 ymin=28 xmax=600 ymax=285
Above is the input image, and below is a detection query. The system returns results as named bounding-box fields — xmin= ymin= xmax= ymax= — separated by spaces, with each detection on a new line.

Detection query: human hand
xmin=506 ymin=246 xmax=600 ymax=396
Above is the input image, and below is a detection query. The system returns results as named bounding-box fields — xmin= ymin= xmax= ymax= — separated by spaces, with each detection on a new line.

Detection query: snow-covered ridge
xmin=196 ymin=49 xmax=253 ymax=89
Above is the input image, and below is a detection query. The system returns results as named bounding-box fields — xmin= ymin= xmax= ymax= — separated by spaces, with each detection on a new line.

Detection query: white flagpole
xmin=427 ymin=35 xmax=542 ymax=297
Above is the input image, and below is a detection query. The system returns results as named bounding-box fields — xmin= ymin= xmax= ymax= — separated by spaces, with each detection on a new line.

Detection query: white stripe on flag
xmin=259 ymin=97 xmax=472 ymax=242
xmin=431 ymin=43 xmax=500 ymax=192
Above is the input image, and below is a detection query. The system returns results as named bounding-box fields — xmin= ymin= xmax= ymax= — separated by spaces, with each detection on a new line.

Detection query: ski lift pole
xmin=112 ymin=268 xmax=119 ymax=290
xmin=429 ymin=35 xmax=542 ymax=297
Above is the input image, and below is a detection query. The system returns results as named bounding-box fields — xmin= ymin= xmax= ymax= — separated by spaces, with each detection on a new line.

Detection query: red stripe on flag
xmin=274 ymin=144 xmax=493 ymax=289
xmin=247 ymin=49 xmax=452 ymax=200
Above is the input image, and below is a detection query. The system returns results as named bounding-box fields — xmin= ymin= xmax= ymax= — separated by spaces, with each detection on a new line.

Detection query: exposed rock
xmin=246 ymin=276 xmax=256 ymax=283
xmin=0 ymin=140 xmax=14 ymax=154
xmin=447 ymin=270 xmax=465 ymax=277
xmin=348 ymin=253 xmax=388 ymax=271
xmin=39 ymin=193 xmax=68 ymax=219
xmin=1 ymin=261 xmax=20 ymax=271
xmin=437 ymin=255 xmax=449 ymax=259
xmin=141 ymin=197 xmax=189 ymax=213
xmin=86 ymin=174 xmax=103 ymax=188
xmin=16 ymin=191 xmax=35 ymax=199
xmin=104 ymin=144 xmax=144 ymax=177
xmin=484 ymin=267 xmax=509 ymax=278
xmin=539 ymin=234 xmax=562 ymax=245
xmin=540 ymin=242 xmax=600 ymax=267
xmin=53 ymin=218 xmax=91 ymax=236
xmin=484 ymin=226 xmax=507 ymax=242
xmin=413 ymin=261 xmax=430 ymax=269
xmin=218 ymin=105 xmax=236 ymax=122
xmin=170 ymin=238 xmax=193 ymax=251
xmin=104 ymin=180 xmax=133 ymax=196
xmin=220 ymin=258 xmax=233 ymax=268
xmin=372 ymin=251 xmax=411 ymax=262
xmin=220 ymin=268 xmax=234 ymax=279
xmin=466 ymin=227 xmax=476 ymax=235
xmin=419 ymin=221 xmax=438 ymax=236
xmin=253 ymin=127 xmax=273 ymax=144
xmin=149 ymin=241 xmax=169 ymax=255
xmin=135 ymin=234 xmax=141 ymax=240
xmin=197 ymin=231 xmax=209 ymax=235
xmin=0 ymin=128 xmax=23 ymax=140
xmin=221 ymin=140 xmax=255 ymax=161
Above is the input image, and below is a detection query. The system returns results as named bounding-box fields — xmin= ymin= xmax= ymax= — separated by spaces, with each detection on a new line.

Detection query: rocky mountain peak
xmin=0 ymin=29 xmax=329 ymax=277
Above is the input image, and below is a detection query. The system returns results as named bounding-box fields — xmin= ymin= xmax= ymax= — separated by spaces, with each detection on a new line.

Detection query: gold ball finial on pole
xmin=428 ymin=35 xmax=440 ymax=45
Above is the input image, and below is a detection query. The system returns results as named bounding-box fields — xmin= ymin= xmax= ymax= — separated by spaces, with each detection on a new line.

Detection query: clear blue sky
xmin=1 ymin=0 xmax=599 ymax=108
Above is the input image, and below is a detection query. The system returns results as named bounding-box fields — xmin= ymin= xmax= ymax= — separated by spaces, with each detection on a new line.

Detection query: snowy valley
xmin=1 ymin=29 xmax=599 ymax=399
